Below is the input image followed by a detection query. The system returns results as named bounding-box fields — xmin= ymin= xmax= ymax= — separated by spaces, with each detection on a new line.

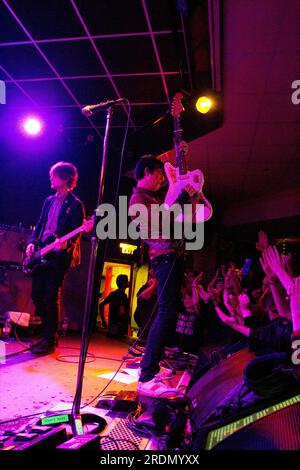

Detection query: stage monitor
xmin=204 ymin=392 xmax=300 ymax=450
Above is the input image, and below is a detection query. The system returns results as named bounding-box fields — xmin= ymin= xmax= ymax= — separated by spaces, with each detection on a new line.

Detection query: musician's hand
xmin=54 ymin=239 xmax=68 ymax=250
xmin=26 ymin=243 xmax=35 ymax=257
xmin=184 ymin=183 xmax=197 ymax=199
xmin=83 ymin=217 xmax=94 ymax=233
xmin=177 ymin=140 xmax=188 ymax=156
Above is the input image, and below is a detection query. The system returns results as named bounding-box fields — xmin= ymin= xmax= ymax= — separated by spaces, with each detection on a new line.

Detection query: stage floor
xmin=0 ymin=332 xmax=139 ymax=423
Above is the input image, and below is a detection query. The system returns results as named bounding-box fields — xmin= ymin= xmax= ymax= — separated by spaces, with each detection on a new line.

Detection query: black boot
xmin=28 ymin=337 xmax=43 ymax=350
xmin=31 ymin=335 xmax=58 ymax=355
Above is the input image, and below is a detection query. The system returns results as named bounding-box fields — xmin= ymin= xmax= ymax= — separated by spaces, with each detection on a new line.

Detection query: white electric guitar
xmin=164 ymin=92 xmax=213 ymax=223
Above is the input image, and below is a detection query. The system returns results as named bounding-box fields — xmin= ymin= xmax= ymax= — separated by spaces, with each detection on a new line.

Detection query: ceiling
xmin=0 ymin=0 xmax=300 ymax=213
xmin=0 ymin=0 xmax=201 ymax=141
xmin=184 ymin=0 xmax=300 ymax=207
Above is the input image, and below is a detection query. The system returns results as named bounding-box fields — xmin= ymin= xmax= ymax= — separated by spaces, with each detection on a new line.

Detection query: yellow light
xmin=119 ymin=243 xmax=138 ymax=255
xmin=196 ymin=96 xmax=212 ymax=114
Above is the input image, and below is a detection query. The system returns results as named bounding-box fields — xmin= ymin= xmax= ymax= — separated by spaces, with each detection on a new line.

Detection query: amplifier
xmin=0 ymin=224 xmax=31 ymax=264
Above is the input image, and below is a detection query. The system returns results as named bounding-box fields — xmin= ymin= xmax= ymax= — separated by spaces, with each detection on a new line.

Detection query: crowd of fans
xmin=99 ymin=229 xmax=300 ymax=400
xmin=133 ymin=229 xmax=300 ymax=398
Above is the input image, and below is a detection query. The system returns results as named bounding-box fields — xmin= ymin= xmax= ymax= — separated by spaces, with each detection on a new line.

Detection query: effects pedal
xmin=0 ymin=426 xmax=67 ymax=450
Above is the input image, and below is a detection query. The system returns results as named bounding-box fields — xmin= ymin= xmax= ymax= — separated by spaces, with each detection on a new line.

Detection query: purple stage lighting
xmin=22 ymin=116 xmax=43 ymax=137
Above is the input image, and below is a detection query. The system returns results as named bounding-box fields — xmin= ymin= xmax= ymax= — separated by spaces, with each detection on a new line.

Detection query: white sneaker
xmin=158 ymin=366 xmax=174 ymax=379
xmin=137 ymin=377 xmax=179 ymax=398
xmin=137 ymin=366 xmax=174 ymax=380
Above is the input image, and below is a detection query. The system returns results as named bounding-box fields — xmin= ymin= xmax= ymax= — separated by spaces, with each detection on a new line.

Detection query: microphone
xmin=81 ymin=98 xmax=127 ymax=116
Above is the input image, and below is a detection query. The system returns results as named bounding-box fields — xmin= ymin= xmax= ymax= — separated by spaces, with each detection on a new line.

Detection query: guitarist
xmin=129 ymin=143 xmax=201 ymax=397
xmin=25 ymin=161 xmax=85 ymax=355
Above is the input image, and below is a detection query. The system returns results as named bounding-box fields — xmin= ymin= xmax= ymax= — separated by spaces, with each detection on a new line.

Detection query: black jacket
xmin=27 ymin=192 xmax=85 ymax=267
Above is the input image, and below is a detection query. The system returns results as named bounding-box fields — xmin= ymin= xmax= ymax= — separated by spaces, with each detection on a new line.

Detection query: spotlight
xmin=22 ymin=116 xmax=43 ymax=136
xmin=196 ymin=96 xmax=212 ymax=114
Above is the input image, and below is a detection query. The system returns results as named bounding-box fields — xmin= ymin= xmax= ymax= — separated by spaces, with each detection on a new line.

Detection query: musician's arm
xmin=173 ymin=187 xmax=212 ymax=223
xmin=174 ymin=189 xmax=192 ymax=206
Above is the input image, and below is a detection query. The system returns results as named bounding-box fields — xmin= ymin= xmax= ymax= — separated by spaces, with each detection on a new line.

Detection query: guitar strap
xmin=55 ymin=193 xmax=74 ymax=237
xmin=55 ymin=194 xmax=82 ymax=267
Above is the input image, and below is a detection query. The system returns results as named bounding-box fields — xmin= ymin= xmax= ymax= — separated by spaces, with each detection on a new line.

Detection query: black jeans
xmin=31 ymin=255 xmax=68 ymax=341
xmin=249 ymin=318 xmax=293 ymax=356
xmin=139 ymin=252 xmax=184 ymax=382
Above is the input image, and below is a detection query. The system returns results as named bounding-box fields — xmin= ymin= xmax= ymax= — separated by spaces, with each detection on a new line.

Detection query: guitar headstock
xmin=171 ymin=92 xmax=184 ymax=118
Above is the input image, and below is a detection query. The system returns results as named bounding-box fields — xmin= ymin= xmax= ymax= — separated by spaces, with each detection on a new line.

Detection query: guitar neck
xmin=173 ymin=116 xmax=187 ymax=175
xmin=39 ymin=225 xmax=83 ymax=257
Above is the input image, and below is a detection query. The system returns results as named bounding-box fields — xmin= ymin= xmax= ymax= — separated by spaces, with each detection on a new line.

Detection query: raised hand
xmin=263 ymin=246 xmax=285 ymax=274
xmin=263 ymin=246 xmax=293 ymax=292
xmin=290 ymin=277 xmax=300 ymax=331
xmin=238 ymin=292 xmax=250 ymax=306
xmin=238 ymin=292 xmax=252 ymax=318
xmin=220 ymin=265 xmax=227 ymax=277
xmin=193 ymin=272 xmax=204 ymax=286
xmin=290 ymin=278 xmax=300 ymax=315
xmin=260 ymin=251 xmax=276 ymax=281
xmin=282 ymin=252 xmax=292 ymax=265
xmin=282 ymin=252 xmax=294 ymax=277
xmin=256 ymin=230 xmax=269 ymax=253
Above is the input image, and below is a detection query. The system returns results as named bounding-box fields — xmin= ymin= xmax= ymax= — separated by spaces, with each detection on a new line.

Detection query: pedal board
xmin=0 ymin=426 xmax=67 ymax=450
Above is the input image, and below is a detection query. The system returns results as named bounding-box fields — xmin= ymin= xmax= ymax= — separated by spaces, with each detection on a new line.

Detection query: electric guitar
xmin=164 ymin=92 xmax=213 ymax=222
xmin=22 ymin=218 xmax=94 ymax=276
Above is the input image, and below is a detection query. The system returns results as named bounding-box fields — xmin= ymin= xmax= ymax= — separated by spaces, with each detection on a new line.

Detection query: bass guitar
xmin=22 ymin=218 xmax=93 ymax=276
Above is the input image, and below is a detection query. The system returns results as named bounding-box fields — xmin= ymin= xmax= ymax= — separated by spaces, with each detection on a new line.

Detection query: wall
xmin=222 ymin=188 xmax=300 ymax=226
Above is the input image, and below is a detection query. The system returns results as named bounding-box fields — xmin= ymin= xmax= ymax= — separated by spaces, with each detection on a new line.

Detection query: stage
xmin=0 ymin=331 xmax=194 ymax=451
xmin=2 ymin=332 xmax=300 ymax=452
xmin=1 ymin=332 xmax=138 ymax=423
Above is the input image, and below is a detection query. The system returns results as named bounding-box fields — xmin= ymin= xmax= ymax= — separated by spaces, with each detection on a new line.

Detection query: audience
xmin=99 ymin=274 xmax=130 ymax=338
xmin=186 ymin=230 xmax=300 ymax=394
xmin=131 ymin=228 xmax=299 ymax=400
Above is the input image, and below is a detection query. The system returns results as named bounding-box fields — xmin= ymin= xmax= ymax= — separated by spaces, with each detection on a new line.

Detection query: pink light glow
xmin=22 ymin=117 xmax=43 ymax=136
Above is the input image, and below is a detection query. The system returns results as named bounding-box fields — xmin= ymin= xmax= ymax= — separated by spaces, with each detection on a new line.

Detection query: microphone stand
xmin=71 ymin=106 xmax=114 ymax=435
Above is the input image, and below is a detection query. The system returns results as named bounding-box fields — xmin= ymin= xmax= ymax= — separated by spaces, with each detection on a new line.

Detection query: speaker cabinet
xmin=0 ymin=226 xmax=30 ymax=263
xmin=0 ymin=270 xmax=34 ymax=315
xmin=187 ymin=348 xmax=254 ymax=427
xmin=60 ymin=238 xmax=90 ymax=330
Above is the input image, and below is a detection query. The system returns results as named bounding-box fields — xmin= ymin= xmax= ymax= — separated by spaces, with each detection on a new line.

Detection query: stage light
xmin=22 ymin=117 xmax=43 ymax=136
xmin=196 ymin=96 xmax=212 ymax=114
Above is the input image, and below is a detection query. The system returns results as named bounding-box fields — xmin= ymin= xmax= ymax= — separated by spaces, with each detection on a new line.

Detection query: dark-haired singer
xmin=129 ymin=146 xmax=199 ymax=397
xmin=26 ymin=161 xmax=85 ymax=354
